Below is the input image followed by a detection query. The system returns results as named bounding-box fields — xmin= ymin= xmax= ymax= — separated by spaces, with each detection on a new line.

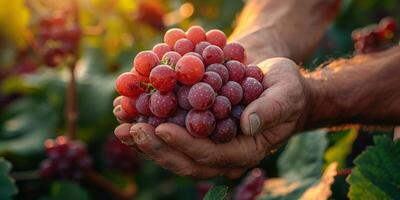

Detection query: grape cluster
xmin=233 ymin=168 xmax=266 ymax=200
xmin=39 ymin=136 xmax=91 ymax=180
xmin=37 ymin=13 xmax=81 ymax=67
xmin=102 ymin=136 xmax=141 ymax=173
xmin=352 ymin=17 xmax=398 ymax=54
xmin=114 ymin=26 xmax=264 ymax=143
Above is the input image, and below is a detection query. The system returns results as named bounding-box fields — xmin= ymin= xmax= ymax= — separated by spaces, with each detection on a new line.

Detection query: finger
xmin=113 ymin=96 xmax=122 ymax=107
xmin=155 ymin=123 xmax=268 ymax=168
xmin=114 ymin=123 xmax=144 ymax=155
xmin=113 ymin=105 xmax=133 ymax=123
xmin=130 ymin=123 xmax=229 ymax=179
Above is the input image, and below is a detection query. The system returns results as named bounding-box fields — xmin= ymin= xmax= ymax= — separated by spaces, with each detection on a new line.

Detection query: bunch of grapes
xmin=102 ymin=136 xmax=141 ymax=173
xmin=114 ymin=26 xmax=264 ymax=143
xmin=352 ymin=17 xmax=398 ymax=54
xmin=37 ymin=13 xmax=81 ymax=67
xmin=39 ymin=136 xmax=91 ymax=180
xmin=233 ymin=168 xmax=266 ymax=200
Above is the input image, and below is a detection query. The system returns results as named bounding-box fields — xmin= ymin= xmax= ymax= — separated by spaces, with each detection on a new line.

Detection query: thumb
xmin=240 ymin=86 xmax=289 ymax=136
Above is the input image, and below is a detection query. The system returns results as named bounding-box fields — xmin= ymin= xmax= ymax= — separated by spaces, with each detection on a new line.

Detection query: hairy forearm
xmin=230 ymin=0 xmax=340 ymax=64
xmin=305 ymin=46 xmax=400 ymax=128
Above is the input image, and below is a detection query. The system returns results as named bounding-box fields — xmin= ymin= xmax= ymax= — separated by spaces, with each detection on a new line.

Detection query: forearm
xmin=230 ymin=0 xmax=340 ymax=64
xmin=305 ymin=46 xmax=400 ymax=128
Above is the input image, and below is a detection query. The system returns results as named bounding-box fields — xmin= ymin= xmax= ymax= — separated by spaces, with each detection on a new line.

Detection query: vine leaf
xmin=347 ymin=136 xmax=400 ymax=200
xmin=44 ymin=181 xmax=89 ymax=200
xmin=0 ymin=157 xmax=18 ymax=200
xmin=203 ymin=185 xmax=228 ymax=200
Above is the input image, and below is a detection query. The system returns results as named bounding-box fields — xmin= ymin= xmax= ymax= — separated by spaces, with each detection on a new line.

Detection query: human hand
xmin=113 ymin=57 xmax=313 ymax=179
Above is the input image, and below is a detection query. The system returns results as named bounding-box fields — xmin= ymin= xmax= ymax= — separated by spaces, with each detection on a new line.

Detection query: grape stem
xmin=66 ymin=62 xmax=78 ymax=140
xmin=85 ymin=169 xmax=136 ymax=200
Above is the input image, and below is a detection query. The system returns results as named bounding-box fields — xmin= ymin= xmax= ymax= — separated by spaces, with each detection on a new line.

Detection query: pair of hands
xmin=114 ymin=57 xmax=312 ymax=179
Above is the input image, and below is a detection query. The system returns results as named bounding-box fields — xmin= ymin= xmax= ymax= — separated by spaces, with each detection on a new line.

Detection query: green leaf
xmin=325 ymin=128 xmax=358 ymax=169
xmin=347 ymin=136 xmax=400 ymax=200
xmin=49 ymin=181 xmax=89 ymax=200
xmin=0 ymin=157 xmax=18 ymax=200
xmin=203 ymin=185 xmax=228 ymax=200
xmin=259 ymin=129 xmax=332 ymax=200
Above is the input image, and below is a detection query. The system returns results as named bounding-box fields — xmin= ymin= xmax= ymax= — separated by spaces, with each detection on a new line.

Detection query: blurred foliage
xmin=0 ymin=158 xmax=18 ymax=200
xmin=0 ymin=0 xmax=399 ymax=199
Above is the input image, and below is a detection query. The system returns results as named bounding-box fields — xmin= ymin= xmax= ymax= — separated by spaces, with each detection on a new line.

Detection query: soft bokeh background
xmin=0 ymin=0 xmax=399 ymax=199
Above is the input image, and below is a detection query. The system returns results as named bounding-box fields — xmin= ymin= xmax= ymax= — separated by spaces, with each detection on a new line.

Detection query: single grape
xmin=185 ymin=109 xmax=216 ymax=137
xmin=210 ymin=118 xmax=237 ymax=143
xmin=164 ymin=28 xmax=186 ymax=48
xmin=135 ymin=93 xmax=152 ymax=116
xmin=149 ymin=65 xmax=177 ymax=93
xmin=133 ymin=51 xmax=160 ymax=76
xmin=202 ymin=71 xmax=222 ymax=91
xmin=150 ymin=91 xmax=177 ymax=117
xmin=231 ymin=105 xmax=244 ymax=122
xmin=241 ymin=77 xmax=263 ymax=105
xmin=202 ymin=45 xmax=224 ymax=65
xmin=234 ymin=168 xmax=265 ymax=200
xmin=162 ymin=51 xmax=182 ymax=66
xmin=195 ymin=41 xmax=211 ymax=55
xmin=206 ymin=29 xmax=227 ymax=48
xmin=188 ymin=82 xmax=215 ymax=110
xmin=186 ymin=26 xmax=206 ymax=45
xmin=245 ymin=65 xmax=263 ymax=82
xmin=168 ymin=109 xmax=188 ymax=127
xmin=177 ymin=86 xmax=192 ymax=110
xmin=176 ymin=55 xmax=205 ymax=85
xmin=223 ymin=42 xmax=245 ymax=62
xmin=152 ymin=43 xmax=171 ymax=60
xmin=121 ymin=96 xmax=140 ymax=117
xmin=220 ymin=81 xmax=243 ymax=105
xmin=174 ymin=38 xmax=194 ymax=56
xmin=211 ymin=96 xmax=231 ymax=119
xmin=226 ymin=60 xmax=246 ymax=82
xmin=148 ymin=116 xmax=167 ymax=127
xmin=206 ymin=63 xmax=229 ymax=84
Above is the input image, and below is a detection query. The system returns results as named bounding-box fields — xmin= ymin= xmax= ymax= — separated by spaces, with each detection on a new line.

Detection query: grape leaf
xmin=347 ymin=136 xmax=400 ymax=200
xmin=325 ymin=128 xmax=358 ymax=169
xmin=203 ymin=185 xmax=228 ymax=200
xmin=0 ymin=158 xmax=18 ymax=200
xmin=48 ymin=181 xmax=89 ymax=200
xmin=259 ymin=129 xmax=337 ymax=200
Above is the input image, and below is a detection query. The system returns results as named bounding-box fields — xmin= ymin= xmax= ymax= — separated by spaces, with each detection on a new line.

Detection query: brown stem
xmin=66 ymin=63 xmax=78 ymax=139
xmin=85 ymin=169 xmax=136 ymax=200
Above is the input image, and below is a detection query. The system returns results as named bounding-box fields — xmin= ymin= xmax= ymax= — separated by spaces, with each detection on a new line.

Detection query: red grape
xmin=137 ymin=115 xmax=148 ymax=123
xmin=234 ymin=168 xmax=265 ymax=200
xmin=164 ymin=28 xmax=186 ymax=48
xmin=130 ymin=69 xmax=150 ymax=84
xmin=202 ymin=71 xmax=222 ymax=91
xmin=241 ymin=77 xmax=263 ymax=105
xmin=220 ymin=81 xmax=243 ymax=105
xmin=245 ymin=65 xmax=263 ymax=82
xmin=174 ymin=38 xmax=194 ymax=56
xmin=207 ymin=63 xmax=229 ymax=84
xmin=103 ymin=136 xmax=140 ymax=172
xmin=176 ymin=55 xmax=205 ymax=85
xmin=177 ymin=86 xmax=192 ymax=110
xmin=195 ymin=41 xmax=211 ymax=55
xmin=150 ymin=65 xmax=177 ymax=93
xmin=185 ymin=109 xmax=216 ymax=137
xmin=226 ymin=60 xmax=246 ymax=82
xmin=210 ymin=118 xmax=237 ymax=143
xmin=121 ymin=96 xmax=140 ymax=117
xmin=223 ymin=42 xmax=245 ymax=62
xmin=211 ymin=95 xmax=231 ymax=119
xmin=206 ymin=29 xmax=227 ymax=48
xmin=231 ymin=105 xmax=244 ymax=122
xmin=115 ymin=72 xmax=144 ymax=97
xmin=162 ymin=51 xmax=182 ymax=66
xmin=135 ymin=93 xmax=152 ymax=116
xmin=202 ymin=45 xmax=224 ymax=65
xmin=148 ymin=116 xmax=167 ymax=127
xmin=186 ymin=26 xmax=206 ymax=45
xmin=184 ymin=52 xmax=204 ymax=62
xmin=133 ymin=51 xmax=160 ymax=76
xmin=152 ymin=43 xmax=171 ymax=60
xmin=168 ymin=109 xmax=188 ymax=127
xmin=150 ymin=91 xmax=177 ymax=117
xmin=188 ymin=82 xmax=215 ymax=110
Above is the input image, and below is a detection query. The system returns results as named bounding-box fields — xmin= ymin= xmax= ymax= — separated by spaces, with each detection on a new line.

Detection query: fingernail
xmin=155 ymin=131 xmax=171 ymax=142
xmin=131 ymin=128 xmax=148 ymax=145
xmin=114 ymin=124 xmax=135 ymax=145
xmin=249 ymin=113 xmax=261 ymax=135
